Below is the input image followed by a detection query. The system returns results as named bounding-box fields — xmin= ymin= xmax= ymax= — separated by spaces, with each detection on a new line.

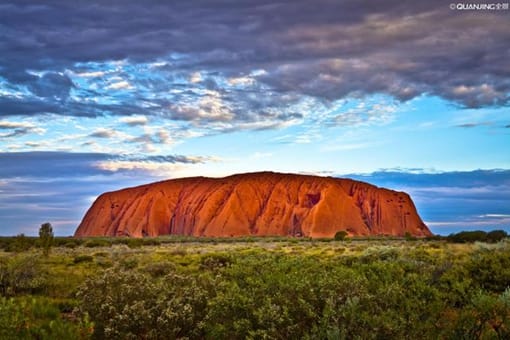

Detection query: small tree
xmin=334 ymin=230 xmax=348 ymax=241
xmin=39 ymin=222 xmax=54 ymax=256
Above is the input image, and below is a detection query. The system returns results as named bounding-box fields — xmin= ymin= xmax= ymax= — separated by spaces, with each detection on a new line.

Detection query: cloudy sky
xmin=1 ymin=0 xmax=509 ymax=236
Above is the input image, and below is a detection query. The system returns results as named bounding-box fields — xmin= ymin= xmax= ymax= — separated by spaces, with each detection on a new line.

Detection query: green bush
xmin=142 ymin=261 xmax=176 ymax=278
xmin=467 ymin=248 xmax=510 ymax=292
xmin=0 ymin=236 xmax=38 ymax=252
xmin=83 ymin=239 xmax=111 ymax=248
xmin=0 ymin=255 xmax=47 ymax=296
xmin=125 ymin=238 xmax=143 ymax=249
xmin=73 ymin=255 xmax=94 ymax=264
xmin=76 ymin=266 xmax=211 ymax=339
xmin=441 ymin=289 xmax=510 ymax=339
xmin=0 ymin=296 xmax=92 ymax=339
xmin=200 ymin=253 xmax=233 ymax=271
xmin=55 ymin=238 xmax=82 ymax=248
xmin=119 ymin=257 xmax=138 ymax=269
xmin=405 ymin=231 xmax=417 ymax=241
xmin=12 ymin=234 xmax=32 ymax=252
xmin=334 ymin=230 xmax=348 ymax=241
xmin=2 ymin=237 xmax=510 ymax=338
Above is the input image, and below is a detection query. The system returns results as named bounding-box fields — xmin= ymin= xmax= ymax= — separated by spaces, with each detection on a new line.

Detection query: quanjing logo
xmin=450 ymin=2 xmax=509 ymax=10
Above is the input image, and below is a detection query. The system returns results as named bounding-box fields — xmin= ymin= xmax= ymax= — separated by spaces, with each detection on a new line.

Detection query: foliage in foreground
xmin=0 ymin=296 xmax=92 ymax=339
xmin=1 ymin=238 xmax=510 ymax=339
xmin=76 ymin=242 xmax=510 ymax=339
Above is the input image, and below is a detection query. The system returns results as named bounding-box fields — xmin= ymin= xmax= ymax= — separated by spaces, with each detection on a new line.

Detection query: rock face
xmin=75 ymin=172 xmax=431 ymax=238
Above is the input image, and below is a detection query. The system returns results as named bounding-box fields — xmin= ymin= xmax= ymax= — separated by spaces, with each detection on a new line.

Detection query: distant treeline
xmin=445 ymin=230 xmax=508 ymax=243
xmin=0 ymin=230 xmax=507 ymax=251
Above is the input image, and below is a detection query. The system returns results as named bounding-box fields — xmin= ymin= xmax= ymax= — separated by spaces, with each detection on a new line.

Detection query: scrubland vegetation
xmin=0 ymin=234 xmax=509 ymax=339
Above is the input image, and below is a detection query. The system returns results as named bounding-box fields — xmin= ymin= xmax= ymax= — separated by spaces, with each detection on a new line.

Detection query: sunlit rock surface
xmin=75 ymin=172 xmax=431 ymax=238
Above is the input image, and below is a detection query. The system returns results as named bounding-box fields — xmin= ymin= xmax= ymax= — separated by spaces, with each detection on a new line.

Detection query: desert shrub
xmin=206 ymin=254 xmax=329 ymax=338
xmin=440 ymin=288 xmax=510 ymax=339
xmin=0 ymin=236 xmax=39 ymax=252
xmin=334 ymin=230 xmax=348 ymax=241
xmin=84 ymin=239 xmax=111 ymax=248
xmin=199 ymin=253 xmax=233 ymax=271
xmin=0 ymin=255 xmax=47 ymax=296
xmin=125 ymin=238 xmax=143 ymax=248
xmin=5 ymin=238 xmax=507 ymax=339
xmin=467 ymin=248 xmax=510 ymax=292
xmin=142 ymin=261 xmax=176 ymax=278
xmin=359 ymin=245 xmax=400 ymax=263
xmin=12 ymin=234 xmax=32 ymax=252
xmin=334 ymin=247 xmax=346 ymax=254
xmin=169 ymin=247 xmax=187 ymax=256
xmin=141 ymin=238 xmax=161 ymax=246
xmin=404 ymin=231 xmax=417 ymax=241
xmin=205 ymin=252 xmax=449 ymax=339
xmin=73 ymin=255 xmax=94 ymax=264
xmin=76 ymin=266 xmax=212 ymax=339
xmin=119 ymin=257 xmax=138 ymax=269
xmin=76 ymin=267 xmax=156 ymax=339
xmin=93 ymin=251 xmax=108 ymax=258
xmin=94 ymin=258 xmax=113 ymax=269
xmin=54 ymin=238 xmax=82 ymax=249
xmin=0 ymin=296 xmax=92 ymax=339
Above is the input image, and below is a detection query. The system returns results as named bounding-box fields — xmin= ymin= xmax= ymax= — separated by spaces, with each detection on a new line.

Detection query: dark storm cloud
xmin=0 ymin=152 xmax=111 ymax=178
xmin=0 ymin=96 xmax=62 ymax=116
xmin=0 ymin=0 xmax=509 ymax=120
xmin=0 ymin=151 xmax=210 ymax=178
xmin=0 ymin=151 xmax=214 ymax=235
xmin=28 ymin=72 xmax=75 ymax=99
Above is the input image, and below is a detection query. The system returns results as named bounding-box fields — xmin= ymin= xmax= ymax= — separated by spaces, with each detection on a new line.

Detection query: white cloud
xmin=170 ymin=90 xmax=234 ymax=122
xmin=75 ymin=71 xmax=106 ymax=78
xmin=321 ymin=142 xmax=376 ymax=152
xmin=106 ymin=80 xmax=133 ymax=90
xmin=227 ymin=75 xmax=255 ymax=86
xmin=331 ymin=100 xmax=398 ymax=127
xmin=0 ymin=121 xmax=35 ymax=129
xmin=94 ymin=160 xmax=185 ymax=176
xmin=119 ymin=115 xmax=148 ymax=126
xmin=479 ymin=214 xmax=510 ymax=219
xmin=250 ymin=152 xmax=273 ymax=159
xmin=24 ymin=141 xmax=51 ymax=148
xmin=90 ymin=128 xmax=117 ymax=138
xmin=189 ymin=72 xmax=202 ymax=83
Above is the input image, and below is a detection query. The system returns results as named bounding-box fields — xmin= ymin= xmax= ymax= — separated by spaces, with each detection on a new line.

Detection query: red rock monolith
xmin=74 ymin=172 xmax=431 ymax=238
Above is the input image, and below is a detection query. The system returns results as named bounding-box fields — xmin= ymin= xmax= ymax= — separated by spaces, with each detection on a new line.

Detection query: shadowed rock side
xmin=75 ymin=172 xmax=431 ymax=238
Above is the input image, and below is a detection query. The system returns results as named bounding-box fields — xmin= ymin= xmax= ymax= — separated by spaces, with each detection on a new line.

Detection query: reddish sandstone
xmin=74 ymin=172 xmax=431 ymax=238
